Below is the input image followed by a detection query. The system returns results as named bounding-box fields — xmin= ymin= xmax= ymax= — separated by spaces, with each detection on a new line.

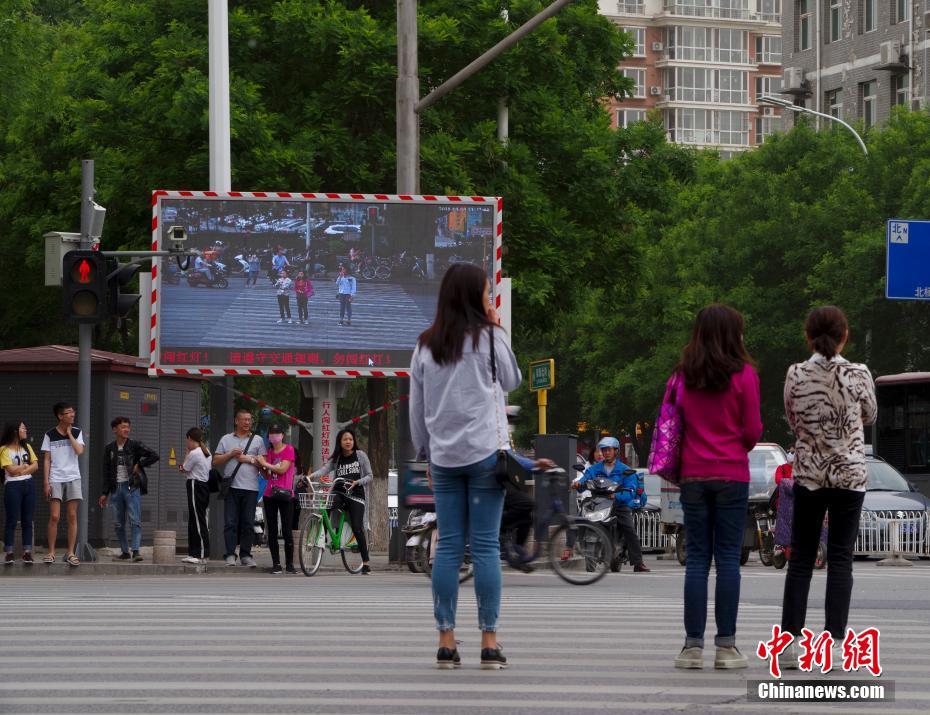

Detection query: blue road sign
xmin=886 ymin=219 xmax=930 ymax=300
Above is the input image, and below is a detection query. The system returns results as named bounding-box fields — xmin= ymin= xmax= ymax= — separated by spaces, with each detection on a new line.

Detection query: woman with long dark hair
xmin=670 ymin=304 xmax=763 ymax=670
xmin=779 ymin=306 xmax=876 ymax=669
xmin=309 ymin=428 xmax=373 ymax=574
xmin=1 ymin=421 xmax=39 ymax=564
xmin=179 ymin=427 xmax=211 ymax=564
xmin=410 ymin=263 xmax=521 ymax=670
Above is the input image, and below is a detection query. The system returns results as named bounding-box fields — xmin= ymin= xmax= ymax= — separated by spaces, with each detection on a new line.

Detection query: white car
xmin=324 ymin=223 xmax=362 ymax=236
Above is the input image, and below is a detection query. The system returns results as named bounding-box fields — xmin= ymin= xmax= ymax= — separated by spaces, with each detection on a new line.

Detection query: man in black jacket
xmin=98 ymin=417 xmax=159 ymax=562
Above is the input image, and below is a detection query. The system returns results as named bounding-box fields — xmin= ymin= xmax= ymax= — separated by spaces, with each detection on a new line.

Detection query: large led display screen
xmin=150 ymin=192 xmax=500 ymax=376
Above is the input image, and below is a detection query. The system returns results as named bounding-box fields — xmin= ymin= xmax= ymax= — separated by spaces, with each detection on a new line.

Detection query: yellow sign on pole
xmin=168 ymin=447 xmax=177 ymax=467
xmin=528 ymin=359 xmax=555 ymax=435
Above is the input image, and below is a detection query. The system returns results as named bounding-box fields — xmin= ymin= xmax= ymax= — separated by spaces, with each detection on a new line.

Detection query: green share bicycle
xmin=298 ymin=477 xmax=364 ymax=576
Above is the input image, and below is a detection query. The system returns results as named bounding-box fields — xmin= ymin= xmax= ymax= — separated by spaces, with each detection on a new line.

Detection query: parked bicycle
xmin=297 ymin=477 xmax=365 ymax=576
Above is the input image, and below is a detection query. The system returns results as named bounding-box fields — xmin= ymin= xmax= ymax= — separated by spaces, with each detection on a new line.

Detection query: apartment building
xmin=781 ymin=0 xmax=927 ymax=128
xmin=598 ymin=0 xmax=784 ymax=155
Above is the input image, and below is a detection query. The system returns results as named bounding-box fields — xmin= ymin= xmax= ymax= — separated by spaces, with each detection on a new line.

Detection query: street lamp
xmin=759 ymin=95 xmax=869 ymax=157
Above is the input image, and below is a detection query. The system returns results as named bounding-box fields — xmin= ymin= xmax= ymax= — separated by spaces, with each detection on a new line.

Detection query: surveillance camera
xmin=168 ymin=225 xmax=188 ymax=242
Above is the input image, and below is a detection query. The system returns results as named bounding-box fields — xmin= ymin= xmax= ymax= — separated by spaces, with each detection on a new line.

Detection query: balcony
xmin=662 ymin=2 xmax=780 ymax=23
xmin=616 ymin=0 xmax=646 ymax=14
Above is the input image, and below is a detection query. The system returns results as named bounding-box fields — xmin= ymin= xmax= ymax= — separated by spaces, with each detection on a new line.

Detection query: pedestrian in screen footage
xmin=335 ymin=264 xmax=356 ymax=327
xmin=275 ymin=268 xmax=294 ymax=324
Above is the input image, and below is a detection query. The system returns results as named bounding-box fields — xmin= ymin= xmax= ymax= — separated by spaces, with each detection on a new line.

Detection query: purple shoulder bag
xmin=647 ymin=372 xmax=684 ymax=484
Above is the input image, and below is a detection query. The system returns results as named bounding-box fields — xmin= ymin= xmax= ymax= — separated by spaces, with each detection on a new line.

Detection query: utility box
xmin=44 ymin=232 xmax=99 ymax=287
xmin=0 ymin=345 xmax=202 ymax=550
xmin=534 ymin=434 xmax=578 ymax=526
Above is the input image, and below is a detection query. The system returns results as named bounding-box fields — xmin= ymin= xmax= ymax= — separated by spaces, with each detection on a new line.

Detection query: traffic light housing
xmin=62 ymin=250 xmax=108 ymax=323
xmin=108 ymin=260 xmax=141 ymax=320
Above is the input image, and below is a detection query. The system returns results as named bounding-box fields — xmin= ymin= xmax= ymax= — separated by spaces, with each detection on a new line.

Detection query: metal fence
xmin=855 ymin=510 xmax=930 ymax=557
xmin=634 ymin=510 xmax=670 ymax=552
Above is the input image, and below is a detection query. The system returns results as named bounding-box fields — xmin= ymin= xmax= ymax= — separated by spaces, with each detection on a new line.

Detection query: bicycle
xmin=297 ymin=477 xmax=366 ymax=576
xmin=500 ymin=467 xmax=613 ymax=585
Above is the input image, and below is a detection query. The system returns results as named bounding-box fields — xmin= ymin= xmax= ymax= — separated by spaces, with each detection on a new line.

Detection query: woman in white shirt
xmin=180 ymin=427 xmax=212 ymax=564
xmin=1 ymin=421 xmax=39 ymax=565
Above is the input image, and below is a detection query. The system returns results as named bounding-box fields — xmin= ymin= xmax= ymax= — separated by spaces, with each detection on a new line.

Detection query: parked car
xmin=324 ymin=223 xmax=362 ymax=237
xmin=748 ymin=442 xmax=786 ymax=502
xmin=857 ymin=457 xmax=930 ymax=558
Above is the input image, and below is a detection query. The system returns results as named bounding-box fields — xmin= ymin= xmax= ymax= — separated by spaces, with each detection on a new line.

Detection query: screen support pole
xmin=300 ymin=379 xmax=351 ymax=472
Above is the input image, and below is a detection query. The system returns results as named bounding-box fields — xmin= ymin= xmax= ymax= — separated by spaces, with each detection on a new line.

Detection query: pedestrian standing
xmin=247 ymin=252 xmax=260 ymax=287
xmin=309 ymin=428 xmax=373 ymax=574
xmin=271 ymin=246 xmax=290 ymax=281
xmin=779 ymin=306 xmax=876 ymax=669
xmin=409 ymin=263 xmax=521 ymax=670
xmin=1 ymin=421 xmax=38 ymax=564
xmin=99 ymin=417 xmax=159 ymax=562
xmin=335 ymin=264 xmax=356 ymax=326
xmin=669 ymin=304 xmax=762 ymax=670
xmin=274 ymin=268 xmax=293 ymax=324
xmin=41 ymin=403 xmax=86 ymax=566
xmin=294 ymin=271 xmax=313 ymax=325
xmin=213 ymin=409 xmax=266 ymax=567
xmin=256 ymin=423 xmax=297 ymax=574
xmin=180 ymin=427 xmax=211 ymax=564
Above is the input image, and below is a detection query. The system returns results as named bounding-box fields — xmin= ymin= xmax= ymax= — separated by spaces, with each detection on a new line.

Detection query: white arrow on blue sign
xmin=886 ymin=219 xmax=930 ymax=300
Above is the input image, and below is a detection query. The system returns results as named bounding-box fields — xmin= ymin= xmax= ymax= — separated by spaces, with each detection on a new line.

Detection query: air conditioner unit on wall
xmin=763 ymin=106 xmax=775 ymax=116
xmin=650 ymin=85 xmax=662 ymax=95
xmin=652 ymin=42 xmax=664 ymax=51
xmin=782 ymin=67 xmax=805 ymax=92
xmin=880 ymin=40 xmax=902 ymax=66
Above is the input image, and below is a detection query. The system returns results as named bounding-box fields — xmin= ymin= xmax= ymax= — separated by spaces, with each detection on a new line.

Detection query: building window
xmin=829 ymin=0 xmax=842 ymax=42
xmin=669 ymin=25 xmax=712 ymax=61
xmin=622 ymin=68 xmax=646 ymax=98
xmin=799 ymin=0 xmax=813 ymax=50
xmin=718 ymin=111 xmax=750 ymax=145
xmin=893 ymin=0 xmax=908 ymax=24
xmin=756 ymin=0 xmax=782 ymax=22
xmin=617 ymin=0 xmax=646 ymax=14
xmin=617 ymin=109 xmax=648 ymax=128
xmin=860 ymin=80 xmax=877 ymax=128
xmin=624 ymin=27 xmax=646 ymax=57
xmin=826 ymin=88 xmax=843 ymax=117
xmin=756 ymin=74 xmax=783 ymax=98
xmin=717 ymin=28 xmax=748 ymax=63
xmin=893 ymin=74 xmax=909 ymax=107
xmin=717 ymin=69 xmax=749 ymax=103
xmin=755 ymin=114 xmax=778 ymax=143
xmin=755 ymin=35 xmax=783 ymax=63
xmin=861 ymin=0 xmax=877 ymax=32
xmin=667 ymin=108 xmax=749 ymax=146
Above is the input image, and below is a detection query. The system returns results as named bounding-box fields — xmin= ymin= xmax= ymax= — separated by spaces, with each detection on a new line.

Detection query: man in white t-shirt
xmin=40 ymin=402 xmax=85 ymax=566
xmin=213 ymin=409 xmax=266 ymax=567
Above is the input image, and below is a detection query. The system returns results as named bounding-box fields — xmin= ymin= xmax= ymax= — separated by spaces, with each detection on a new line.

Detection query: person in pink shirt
xmin=294 ymin=271 xmax=313 ymax=325
xmin=256 ymin=423 xmax=297 ymax=574
xmin=670 ymin=304 xmax=763 ymax=671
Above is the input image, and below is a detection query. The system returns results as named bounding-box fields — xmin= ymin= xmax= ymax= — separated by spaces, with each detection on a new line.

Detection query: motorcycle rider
xmin=194 ymin=253 xmax=214 ymax=283
xmin=572 ymin=436 xmax=650 ymax=573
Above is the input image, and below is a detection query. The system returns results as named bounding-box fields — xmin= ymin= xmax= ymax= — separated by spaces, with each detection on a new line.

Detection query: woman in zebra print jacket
xmin=780 ymin=306 xmax=877 ymax=667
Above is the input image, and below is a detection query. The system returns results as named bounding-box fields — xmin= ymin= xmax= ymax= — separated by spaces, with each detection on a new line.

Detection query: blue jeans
xmin=680 ymin=480 xmax=749 ymax=648
xmin=110 ymin=483 xmax=143 ymax=553
xmin=224 ymin=488 xmax=258 ymax=559
xmin=3 ymin=477 xmax=36 ymax=552
xmin=430 ymin=453 xmax=504 ymax=632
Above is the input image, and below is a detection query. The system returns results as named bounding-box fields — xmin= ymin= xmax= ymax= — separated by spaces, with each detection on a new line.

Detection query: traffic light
xmin=62 ymin=250 xmax=108 ymax=323
xmin=108 ymin=260 xmax=141 ymax=320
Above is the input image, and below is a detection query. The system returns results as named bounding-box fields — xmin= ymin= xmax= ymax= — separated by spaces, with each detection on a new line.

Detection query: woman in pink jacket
xmin=671 ymin=304 xmax=763 ymax=671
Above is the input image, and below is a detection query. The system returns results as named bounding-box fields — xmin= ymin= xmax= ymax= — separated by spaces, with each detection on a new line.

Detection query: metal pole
xmin=77 ymin=160 xmax=96 ymax=562
xmin=208 ymin=0 xmax=232 ymax=192
xmin=416 ymin=0 xmax=575 ymax=113
xmin=397 ymin=0 xmax=420 ymax=195
xmin=788 ymin=105 xmax=869 ymax=156
xmin=497 ymin=97 xmax=509 ymax=145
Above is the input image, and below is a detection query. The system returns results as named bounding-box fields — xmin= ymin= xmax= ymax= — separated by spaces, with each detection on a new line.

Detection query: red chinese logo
xmin=756 ymin=625 xmax=794 ymax=678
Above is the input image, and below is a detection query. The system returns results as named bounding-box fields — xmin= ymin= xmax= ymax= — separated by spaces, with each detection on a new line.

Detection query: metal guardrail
xmin=634 ymin=510 xmax=670 ymax=551
xmin=856 ymin=510 xmax=930 ymax=557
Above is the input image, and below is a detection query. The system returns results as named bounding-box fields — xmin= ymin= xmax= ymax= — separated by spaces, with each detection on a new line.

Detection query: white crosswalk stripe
xmin=0 ymin=570 xmax=924 ymax=714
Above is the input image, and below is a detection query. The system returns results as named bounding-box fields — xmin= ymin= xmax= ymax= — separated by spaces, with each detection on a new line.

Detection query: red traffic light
xmin=70 ymin=258 xmax=97 ymax=285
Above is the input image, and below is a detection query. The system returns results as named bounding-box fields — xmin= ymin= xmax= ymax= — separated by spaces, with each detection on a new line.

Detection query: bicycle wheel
xmin=298 ymin=515 xmax=324 ymax=577
xmin=340 ymin=520 xmax=364 ymax=573
xmin=760 ymin=533 xmax=775 ymax=567
xmin=549 ymin=521 xmax=611 ymax=585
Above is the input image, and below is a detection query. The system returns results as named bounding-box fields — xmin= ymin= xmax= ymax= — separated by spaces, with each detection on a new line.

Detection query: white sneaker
xmin=780 ymin=642 xmax=801 ymax=671
xmin=182 ymin=556 xmax=201 ymax=564
xmin=675 ymin=646 xmax=703 ymax=669
xmin=287 ymin=319 xmax=293 ymax=324
xmin=225 ymin=555 xmax=237 ymax=566
xmin=715 ymin=646 xmax=748 ymax=669
xmin=276 ymin=319 xmax=283 ymax=324
xmin=240 ymin=556 xmax=257 ymax=568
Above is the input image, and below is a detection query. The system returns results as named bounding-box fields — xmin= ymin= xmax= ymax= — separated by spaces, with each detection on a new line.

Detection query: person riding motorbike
xmin=572 ymin=436 xmax=650 ymax=573
xmin=499 ymin=453 xmax=555 ymax=573
xmin=194 ymin=254 xmax=214 ymax=283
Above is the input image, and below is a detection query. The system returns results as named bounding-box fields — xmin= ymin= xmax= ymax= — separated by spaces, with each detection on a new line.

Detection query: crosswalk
xmin=0 ymin=567 xmax=926 ymax=714
xmin=158 ymin=279 xmax=435 ymax=352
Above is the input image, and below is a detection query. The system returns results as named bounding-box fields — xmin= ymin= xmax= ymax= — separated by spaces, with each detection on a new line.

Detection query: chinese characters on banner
xmin=757 ymin=625 xmax=882 ymax=678
xmin=319 ymin=400 xmax=332 ymax=469
xmin=161 ymin=350 xmax=395 ymax=367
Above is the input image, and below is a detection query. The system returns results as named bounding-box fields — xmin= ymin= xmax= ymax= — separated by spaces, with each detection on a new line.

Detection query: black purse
xmin=489 ymin=327 xmax=519 ymax=488
xmin=269 ymin=486 xmax=294 ymax=501
xmin=217 ymin=434 xmax=256 ymax=498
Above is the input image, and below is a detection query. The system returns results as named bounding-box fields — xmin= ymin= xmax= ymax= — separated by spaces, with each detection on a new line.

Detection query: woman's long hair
xmin=0 ymin=422 xmax=24 ymax=450
xmin=418 ymin=263 xmax=495 ymax=365
xmin=186 ymin=427 xmax=210 ymax=458
xmin=676 ymin=304 xmax=754 ymax=392
xmin=330 ymin=428 xmax=358 ymax=463
xmin=805 ymin=306 xmax=848 ymax=359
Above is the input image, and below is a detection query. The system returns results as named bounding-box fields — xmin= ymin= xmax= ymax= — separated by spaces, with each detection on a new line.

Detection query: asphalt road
xmin=157 ymin=276 xmax=437 ymax=351
xmin=0 ymin=558 xmax=926 ymax=714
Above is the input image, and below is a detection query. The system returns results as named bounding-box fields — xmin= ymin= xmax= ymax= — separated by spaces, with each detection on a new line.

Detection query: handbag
xmin=269 ymin=485 xmax=293 ymax=501
xmin=489 ymin=327 xmax=520 ymax=488
xmin=207 ymin=468 xmax=223 ymax=494
xmin=647 ymin=372 xmax=684 ymax=484
xmin=218 ymin=433 xmax=256 ymax=498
